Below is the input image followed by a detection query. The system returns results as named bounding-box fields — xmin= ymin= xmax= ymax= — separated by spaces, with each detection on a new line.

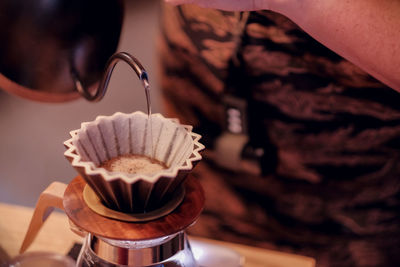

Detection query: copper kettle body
xmin=0 ymin=0 xmax=124 ymax=102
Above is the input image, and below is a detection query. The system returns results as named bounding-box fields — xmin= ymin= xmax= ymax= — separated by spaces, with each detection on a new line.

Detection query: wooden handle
xmin=63 ymin=175 xmax=205 ymax=241
xmin=19 ymin=182 xmax=67 ymax=253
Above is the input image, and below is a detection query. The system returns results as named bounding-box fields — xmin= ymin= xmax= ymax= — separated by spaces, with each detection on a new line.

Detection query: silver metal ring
xmin=88 ymin=232 xmax=185 ymax=266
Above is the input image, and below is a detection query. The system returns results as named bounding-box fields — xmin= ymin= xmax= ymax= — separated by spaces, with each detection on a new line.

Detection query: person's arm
xmin=165 ymin=0 xmax=400 ymax=91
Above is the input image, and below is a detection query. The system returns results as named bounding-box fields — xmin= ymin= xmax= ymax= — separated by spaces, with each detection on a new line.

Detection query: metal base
xmin=77 ymin=232 xmax=197 ymax=267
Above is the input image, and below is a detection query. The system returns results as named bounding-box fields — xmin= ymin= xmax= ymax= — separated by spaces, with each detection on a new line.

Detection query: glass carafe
xmin=77 ymin=231 xmax=197 ymax=267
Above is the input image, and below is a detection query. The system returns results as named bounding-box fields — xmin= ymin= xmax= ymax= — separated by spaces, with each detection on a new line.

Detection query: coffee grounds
xmin=101 ymin=154 xmax=167 ymax=175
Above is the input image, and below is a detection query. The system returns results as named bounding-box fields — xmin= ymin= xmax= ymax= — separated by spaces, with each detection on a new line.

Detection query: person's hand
xmin=164 ymin=0 xmax=273 ymax=11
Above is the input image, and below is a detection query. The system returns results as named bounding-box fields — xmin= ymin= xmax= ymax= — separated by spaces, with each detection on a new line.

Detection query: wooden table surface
xmin=0 ymin=202 xmax=315 ymax=267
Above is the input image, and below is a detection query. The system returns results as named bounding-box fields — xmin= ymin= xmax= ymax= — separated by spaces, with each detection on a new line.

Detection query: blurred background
xmin=0 ymin=0 xmax=162 ymax=207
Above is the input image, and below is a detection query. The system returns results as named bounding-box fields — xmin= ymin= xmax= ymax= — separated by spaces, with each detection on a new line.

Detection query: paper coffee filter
xmin=64 ymin=111 xmax=204 ymax=213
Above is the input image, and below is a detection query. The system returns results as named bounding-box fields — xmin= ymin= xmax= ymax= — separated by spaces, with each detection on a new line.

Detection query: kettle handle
xmin=19 ymin=182 xmax=67 ymax=254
